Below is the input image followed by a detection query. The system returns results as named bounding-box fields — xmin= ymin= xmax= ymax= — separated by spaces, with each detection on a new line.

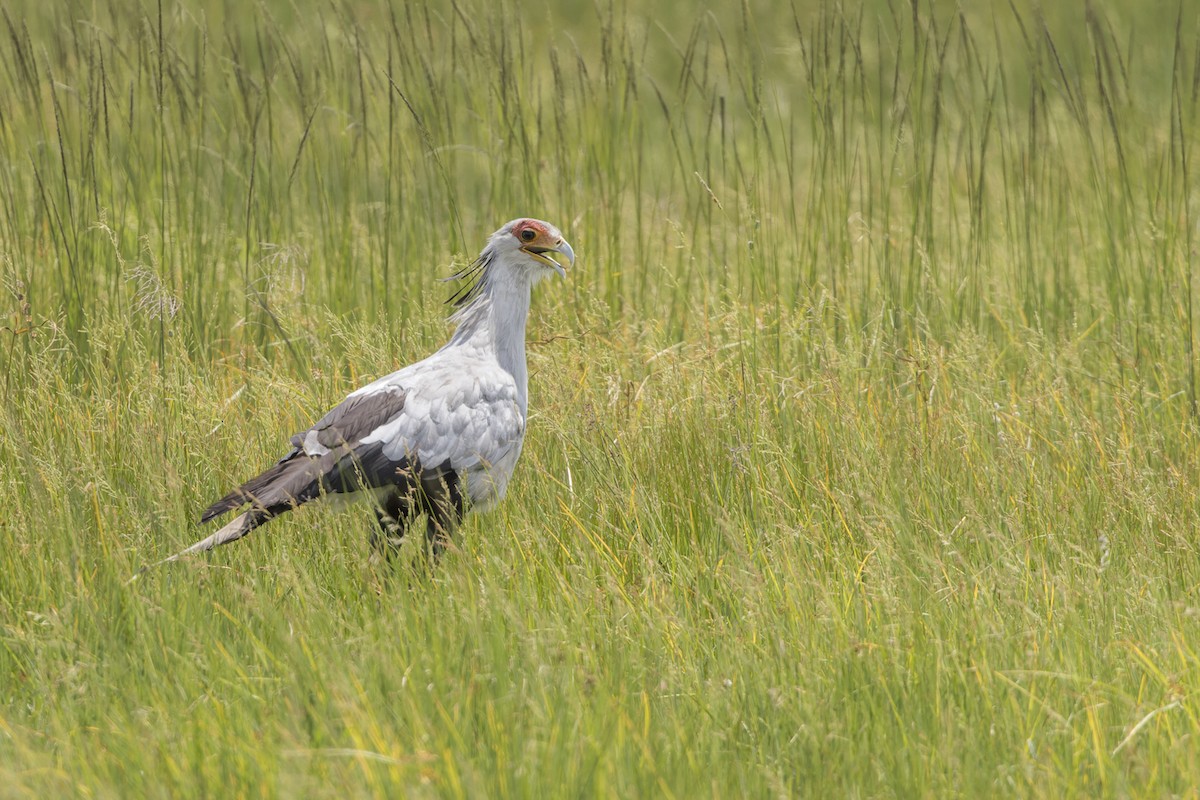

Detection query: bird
xmin=161 ymin=218 xmax=573 ymax=565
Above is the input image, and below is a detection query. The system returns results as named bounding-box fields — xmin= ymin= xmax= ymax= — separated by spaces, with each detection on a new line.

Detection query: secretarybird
xmin=163 ymin=218 xmax=573 ymax=565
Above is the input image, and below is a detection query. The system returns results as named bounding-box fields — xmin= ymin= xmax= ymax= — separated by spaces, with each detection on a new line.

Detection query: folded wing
xmin=197 ymin=356 xmax=523 ymax=531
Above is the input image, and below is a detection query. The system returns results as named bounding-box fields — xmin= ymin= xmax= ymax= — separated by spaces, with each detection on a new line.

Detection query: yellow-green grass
xmin=3 ymin=0 xmax=1200 ymax=795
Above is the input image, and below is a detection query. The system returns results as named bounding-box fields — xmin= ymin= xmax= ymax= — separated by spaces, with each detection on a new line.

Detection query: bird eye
xmin=520 ymin=228 xmax=536 ymax=242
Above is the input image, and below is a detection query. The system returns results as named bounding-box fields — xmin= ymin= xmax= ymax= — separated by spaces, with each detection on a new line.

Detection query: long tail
xmin=131 ymin=451 xmax=332 ymax=581
xmin=162 ymin=510 xmax=263 ymax=562
xmin=199 ymin=449 xmax=321 ymax=523
xmin=130 ymin=511 xmax=266 ymax=581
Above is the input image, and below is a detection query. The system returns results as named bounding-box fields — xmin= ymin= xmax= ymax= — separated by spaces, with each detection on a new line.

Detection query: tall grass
xmin=3 ymin=0 xmax=1200 ymax=795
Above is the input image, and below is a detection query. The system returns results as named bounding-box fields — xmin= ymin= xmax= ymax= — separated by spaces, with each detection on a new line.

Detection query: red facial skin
xmin=511 ymin=219 xmax=553 ymax=244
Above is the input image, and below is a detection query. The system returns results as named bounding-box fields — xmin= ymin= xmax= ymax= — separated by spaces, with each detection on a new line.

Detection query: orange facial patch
xmin=512 ymin=219 xmax=549 ymax=243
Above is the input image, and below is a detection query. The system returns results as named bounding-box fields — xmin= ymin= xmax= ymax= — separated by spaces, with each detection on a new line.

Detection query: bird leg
xmin=423 ymin=516 xmax=451 ymax=561
xmin=370 ymin=490 xmax=411 ymax=564
xmin=370 ymin=472 xmax=464 ymax=566
xmin=422 ymin=472 xmax=464 ymax=562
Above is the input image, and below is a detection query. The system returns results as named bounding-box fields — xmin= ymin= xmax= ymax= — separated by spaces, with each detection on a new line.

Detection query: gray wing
xmin=200 ymin=383 xmax=410 ymax=522
xmin=200 ymin=355 xmax=523 ymax=522
xmin=293 ymin=384 xmax=408 ymax=452
xmin=361 ymin=360 xmax=524 ymax=482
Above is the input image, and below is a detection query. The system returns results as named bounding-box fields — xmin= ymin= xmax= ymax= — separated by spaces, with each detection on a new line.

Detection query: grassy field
xmin=3 ymin=0 xmax=1200 ymax=795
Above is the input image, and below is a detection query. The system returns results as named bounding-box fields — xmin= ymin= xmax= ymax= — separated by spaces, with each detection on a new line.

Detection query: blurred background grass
xmin=3 ymin=0 xmax=1200 ymax=796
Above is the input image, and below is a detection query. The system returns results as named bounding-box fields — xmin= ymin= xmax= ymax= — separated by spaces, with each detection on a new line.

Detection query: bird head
xmin=489 ymin=218 xmax=575 ymax=280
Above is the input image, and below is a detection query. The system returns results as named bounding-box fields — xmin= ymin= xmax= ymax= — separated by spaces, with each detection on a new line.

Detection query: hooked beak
xmin=525 ymin=238 xmax=574 ymax=278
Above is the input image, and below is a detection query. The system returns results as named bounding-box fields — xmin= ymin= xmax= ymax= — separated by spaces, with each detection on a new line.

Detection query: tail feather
xmin=133 ymin=448 xmax=357 ymax=581
xmin=165 ymin=510 xmax=261 ymax=561
xmin=199 ymin=451 xmax=327 ymax=523
xmin=129 ymin=511 xmax=264 ymax=580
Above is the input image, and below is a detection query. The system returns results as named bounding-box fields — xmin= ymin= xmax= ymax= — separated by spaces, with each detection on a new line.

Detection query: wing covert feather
xmin=361 ymin=361 xmax=524 ymax=473
xmin=292 ymin=384 xmax=407 ymax=455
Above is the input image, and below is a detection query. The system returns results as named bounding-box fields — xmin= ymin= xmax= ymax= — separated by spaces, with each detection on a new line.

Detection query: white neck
xmin=443 ymin=257 xmax=533 ymax=414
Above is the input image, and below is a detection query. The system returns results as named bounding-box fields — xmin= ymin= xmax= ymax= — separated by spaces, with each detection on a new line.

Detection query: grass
xmin=3 ymin=0 xmax=1200 ymax=795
